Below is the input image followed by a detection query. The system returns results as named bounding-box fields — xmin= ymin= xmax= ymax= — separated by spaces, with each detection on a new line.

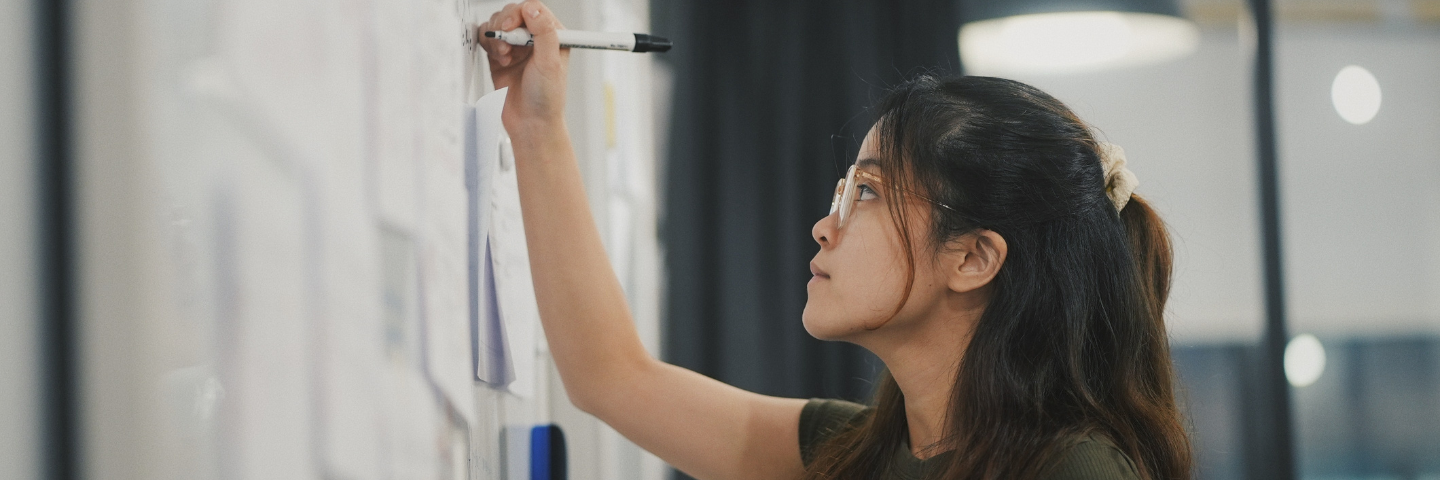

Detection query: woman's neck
xmin=892 ymin=345 xmax=961 ymax=458
xmin=865 ymin=298 xmax=982 ymax=459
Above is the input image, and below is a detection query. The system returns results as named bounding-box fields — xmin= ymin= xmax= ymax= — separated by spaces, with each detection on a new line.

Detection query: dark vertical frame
xmin=1246 ymin=0 xmax=1297 ymax=478
xmin=34 ymin=0 xmax=77 ymax=477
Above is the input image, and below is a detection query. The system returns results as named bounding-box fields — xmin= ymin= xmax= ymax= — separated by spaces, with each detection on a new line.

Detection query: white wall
xmin=993 ymin=24 xmax=1440 ymax=343
xmin=0 ymin=0 xmax=41 ymax=477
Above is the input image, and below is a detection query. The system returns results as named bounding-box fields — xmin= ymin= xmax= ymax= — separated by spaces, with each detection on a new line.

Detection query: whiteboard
xmin=68 ymin=0 xmax=667 ymax=478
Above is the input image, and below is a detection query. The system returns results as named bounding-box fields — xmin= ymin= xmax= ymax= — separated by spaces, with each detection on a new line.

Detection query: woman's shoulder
xmin=798 ymin=398 xmax=870 ymax=466
xmin=1039 ymin=432 xmax=1141 ymax=480
xmin=798 ymin=400 xmax=1143 ymax=479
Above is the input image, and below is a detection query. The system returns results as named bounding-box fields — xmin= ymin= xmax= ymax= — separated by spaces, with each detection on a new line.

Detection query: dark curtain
xmin=653 ymin=0 xmax=963 ymax=420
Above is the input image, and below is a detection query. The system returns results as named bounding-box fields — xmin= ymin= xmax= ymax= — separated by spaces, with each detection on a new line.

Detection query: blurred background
xmin=2 ymin=0 xmax=1438 ymax=479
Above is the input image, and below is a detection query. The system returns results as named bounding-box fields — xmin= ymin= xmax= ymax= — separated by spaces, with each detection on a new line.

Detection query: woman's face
xmin=803 ymin=126 xmax=949 ymax=341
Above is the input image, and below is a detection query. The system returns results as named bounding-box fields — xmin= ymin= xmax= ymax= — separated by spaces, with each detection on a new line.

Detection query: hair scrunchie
xmin=1098 ymin=142 xmax=1139 ymax=211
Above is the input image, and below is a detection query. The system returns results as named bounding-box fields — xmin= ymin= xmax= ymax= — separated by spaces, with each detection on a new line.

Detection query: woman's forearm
xmin=508 ymin=121 xmax=810 ymax=480
xmin=509 ymin=120 xmax=653 ymax=413
xmin=478 ymin=6 xmax=808 ymax=478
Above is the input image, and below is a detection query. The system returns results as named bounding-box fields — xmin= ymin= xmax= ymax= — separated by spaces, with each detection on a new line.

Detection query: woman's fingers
xmin=481 ymin=0 xmax=564 ymax=92
xmin=480 ymin=3 xmax=530 ymax=65
xmin=517 ymin=0 xmax=563 ymax=67
xmin=499 ymin=2 xmax=522 ymax=30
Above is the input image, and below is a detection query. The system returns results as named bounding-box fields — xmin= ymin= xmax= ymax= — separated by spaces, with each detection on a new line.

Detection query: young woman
xmin=480 ymin=2 xmax=1193 ymax=479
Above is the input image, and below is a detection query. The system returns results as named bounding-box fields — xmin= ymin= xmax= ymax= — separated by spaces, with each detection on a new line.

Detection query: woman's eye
xmin=857 ymin=184 xmax=879 ymax=200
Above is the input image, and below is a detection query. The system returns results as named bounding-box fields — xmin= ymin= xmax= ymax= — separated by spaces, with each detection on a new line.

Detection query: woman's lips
xmin=809 ymin=262 xmax=830 ymax=280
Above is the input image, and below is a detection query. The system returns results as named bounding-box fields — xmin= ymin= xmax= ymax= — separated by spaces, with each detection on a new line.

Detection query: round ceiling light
xmin=960 ymin=11 xmax=1199 ymax=76
xmin=1331 ymin=65 xmax=1381 ymax=125
xmin=1284 ymin=334 xmax=1327 ymax=388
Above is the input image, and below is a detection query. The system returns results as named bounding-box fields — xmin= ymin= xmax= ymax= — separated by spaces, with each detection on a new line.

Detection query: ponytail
xmin=1118 ymin=193 xmax=1192 ymax=480
xmin=1119 ymin=194 xmax=1173 ymax=321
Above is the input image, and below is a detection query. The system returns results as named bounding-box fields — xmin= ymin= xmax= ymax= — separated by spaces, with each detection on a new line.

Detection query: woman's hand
xmin=478 ymin=0 xmax=570 ymax=135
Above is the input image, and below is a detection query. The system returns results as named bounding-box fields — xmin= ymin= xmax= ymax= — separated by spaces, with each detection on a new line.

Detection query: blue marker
xmin=530 ymin=424 xmax=567 ymax=480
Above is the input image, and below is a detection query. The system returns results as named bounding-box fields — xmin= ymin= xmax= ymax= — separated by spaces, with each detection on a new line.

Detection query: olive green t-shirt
xmin=799 ymin=399 xmax=1141 ymax=480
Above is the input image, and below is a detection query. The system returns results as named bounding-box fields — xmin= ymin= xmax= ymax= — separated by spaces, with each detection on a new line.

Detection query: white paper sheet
xmin=418 ymin=100 xmax=477 ymax=426
xmin=470 ymin=88 xmax=512 ymax=387
xmin=490 ymin=135 xmax=541 ymax=398
xmin=409 ymin=0 xmax=482 ymax=427
xmin=475 ymin=237 xmax=514 ymax=386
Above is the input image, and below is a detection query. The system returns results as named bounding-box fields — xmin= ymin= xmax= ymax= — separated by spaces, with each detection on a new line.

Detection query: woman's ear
xmin=944 ymin=230 xmax=1008 ymax=294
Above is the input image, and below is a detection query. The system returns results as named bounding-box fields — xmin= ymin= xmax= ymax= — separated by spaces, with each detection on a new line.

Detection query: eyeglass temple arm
xmin=851 ymin=169 xmax=957 ymax=213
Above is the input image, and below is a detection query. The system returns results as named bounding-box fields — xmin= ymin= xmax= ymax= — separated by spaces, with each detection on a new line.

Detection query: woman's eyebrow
xmin=856 ymin=158 xmax=880 ymax=169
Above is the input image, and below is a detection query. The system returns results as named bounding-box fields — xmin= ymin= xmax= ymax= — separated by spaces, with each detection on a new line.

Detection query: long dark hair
xmin=803 ymin=75 xmax=1191 ymax=479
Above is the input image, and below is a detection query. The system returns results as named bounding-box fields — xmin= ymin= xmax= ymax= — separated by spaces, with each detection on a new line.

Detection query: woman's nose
xmin=812 ymin=213 xmax=836 ymax=248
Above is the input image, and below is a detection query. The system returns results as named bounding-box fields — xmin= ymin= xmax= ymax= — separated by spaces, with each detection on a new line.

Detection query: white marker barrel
xmin=556 ymin=30 xmax=634 ymax=51
xmin=486 ymin=28 xmax=671 ymax=53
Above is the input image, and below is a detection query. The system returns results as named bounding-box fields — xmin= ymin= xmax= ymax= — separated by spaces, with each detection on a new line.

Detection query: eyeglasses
xmin=829 ymin=164 xmax=956 ymax=229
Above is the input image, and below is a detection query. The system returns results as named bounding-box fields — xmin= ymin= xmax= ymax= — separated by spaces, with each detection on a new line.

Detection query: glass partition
xmin=991 ymin=1 xmax=1440 ymax=477
xmin=1276 ymin=8 xmax=1440 ymax=478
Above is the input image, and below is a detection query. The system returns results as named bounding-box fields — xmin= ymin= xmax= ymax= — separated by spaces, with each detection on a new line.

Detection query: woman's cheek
xmin=802 ymin=208 xmax=912 ymax=339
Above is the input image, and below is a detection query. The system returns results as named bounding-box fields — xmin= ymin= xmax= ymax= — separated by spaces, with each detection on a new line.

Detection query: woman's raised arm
xmin=478 ymin=3 xmax=807 ymax=479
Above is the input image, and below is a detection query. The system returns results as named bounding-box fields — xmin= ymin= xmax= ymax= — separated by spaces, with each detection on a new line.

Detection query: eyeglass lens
xmin=831 ymin=165 xmax=858 ymax=228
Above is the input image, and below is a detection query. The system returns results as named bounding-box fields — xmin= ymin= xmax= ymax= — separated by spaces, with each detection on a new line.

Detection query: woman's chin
xmin=801 ymin=306 xmax=846 ymax=341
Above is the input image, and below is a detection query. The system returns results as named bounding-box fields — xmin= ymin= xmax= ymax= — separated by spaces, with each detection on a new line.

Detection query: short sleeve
xmin=798 ymin=399 xmax=869 ymax=467
xmin=1038 ymin=436 xmax=1141 ymax=480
